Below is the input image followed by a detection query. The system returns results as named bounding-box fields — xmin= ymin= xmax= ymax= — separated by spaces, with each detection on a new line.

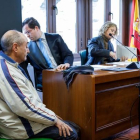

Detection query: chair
xmin=79 ymin=49 xmax=88 ymax=65
xmin=27 ymin=63 xmax=43 ymax=100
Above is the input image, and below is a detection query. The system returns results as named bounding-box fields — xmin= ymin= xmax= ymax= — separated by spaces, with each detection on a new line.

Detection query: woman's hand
xmin=110 ymin=51 xmax=117 ymax=60
xmin=121 ymin=56 xmax=128 ymax=61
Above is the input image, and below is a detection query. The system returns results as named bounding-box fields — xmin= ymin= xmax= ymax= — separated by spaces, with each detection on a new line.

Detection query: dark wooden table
xmin=43 ymin=69 xmax=140 ymax=140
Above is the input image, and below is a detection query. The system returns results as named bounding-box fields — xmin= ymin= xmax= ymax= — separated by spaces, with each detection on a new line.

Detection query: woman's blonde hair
xmin=98 ymin=21 xmax=118 ymax=36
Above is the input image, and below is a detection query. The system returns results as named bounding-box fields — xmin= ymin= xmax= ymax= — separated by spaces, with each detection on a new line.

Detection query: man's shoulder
xmin=44 ymin=33 xmax=61 ymax=38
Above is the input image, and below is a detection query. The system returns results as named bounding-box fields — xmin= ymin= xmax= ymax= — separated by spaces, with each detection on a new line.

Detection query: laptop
xmin=116 ymin=45 xmax=137 ymax=60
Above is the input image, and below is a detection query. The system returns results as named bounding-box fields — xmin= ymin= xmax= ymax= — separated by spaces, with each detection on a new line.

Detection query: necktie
xmin=37 ymin=38 xmax=53 ymax=68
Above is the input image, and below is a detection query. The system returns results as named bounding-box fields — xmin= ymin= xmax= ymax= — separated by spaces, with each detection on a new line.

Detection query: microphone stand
xmin=109 ymin=34 xmax=140 ymax=69
xmin=132 ymin=34 xmax=140 ymax=42
xmin=109 ymin=33 xmax=140 ymax=139
xmin=109 ymin=33 xmax=138 ymax=63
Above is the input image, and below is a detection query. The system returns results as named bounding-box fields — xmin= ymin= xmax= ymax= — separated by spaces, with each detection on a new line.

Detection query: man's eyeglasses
xmin=25 ymin=29 xmax=34 ymax=35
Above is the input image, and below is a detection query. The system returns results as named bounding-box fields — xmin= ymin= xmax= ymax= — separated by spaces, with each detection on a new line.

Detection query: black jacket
xmin=20 ymin=33 xmax=73 ymax=85
xmin=85 ymin=36 xmax=115 ymax=65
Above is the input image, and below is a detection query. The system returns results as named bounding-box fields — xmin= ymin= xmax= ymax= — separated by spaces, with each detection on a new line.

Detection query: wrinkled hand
xmin=55 ymin=63 xmax=70 ymax=71
xmin=55 ymin=118 xmax=73 ymax=137
xmin=110 ymin=51 xmax=117 ymax=60
xmin=121 ymin=56 xmax=128 ymax=61
xmin=56 ymin=114 xmax=63 ymax=120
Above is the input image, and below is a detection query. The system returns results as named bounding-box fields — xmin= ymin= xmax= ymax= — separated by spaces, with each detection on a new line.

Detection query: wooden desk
xmin=43 ymin=69 xmax=139 ymax=140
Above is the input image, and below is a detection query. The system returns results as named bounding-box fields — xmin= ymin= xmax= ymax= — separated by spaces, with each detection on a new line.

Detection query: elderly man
xmin=21 ymin=17 xmax=73 ymax=87
xmin=0 ymin=30 xmax=79 ymax=140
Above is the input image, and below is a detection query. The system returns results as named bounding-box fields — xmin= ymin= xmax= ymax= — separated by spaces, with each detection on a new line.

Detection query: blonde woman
xmin=86 ymin=21 xmax=119 ymax=65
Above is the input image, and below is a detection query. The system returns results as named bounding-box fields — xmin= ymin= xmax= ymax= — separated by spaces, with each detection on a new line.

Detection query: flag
xmin=129 ymin=0 xmax=140 ymax=61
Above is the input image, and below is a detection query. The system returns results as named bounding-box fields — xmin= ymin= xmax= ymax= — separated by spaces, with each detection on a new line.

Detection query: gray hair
xmin=98 ymin=21 xmax=118 ymax=36
xmin=1 ymin=30 xmax=25 ymax=54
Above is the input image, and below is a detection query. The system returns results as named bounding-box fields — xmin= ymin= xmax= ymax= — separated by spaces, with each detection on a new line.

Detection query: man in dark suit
xmin=21 ymin=17 xmax=73 ymax=87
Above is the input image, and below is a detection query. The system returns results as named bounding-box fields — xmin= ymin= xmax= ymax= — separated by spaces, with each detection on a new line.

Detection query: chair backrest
xmin=27 ymin=63 xmax=43 ymax=100
xmin=79 ymin=49 xmax=87 ymax=65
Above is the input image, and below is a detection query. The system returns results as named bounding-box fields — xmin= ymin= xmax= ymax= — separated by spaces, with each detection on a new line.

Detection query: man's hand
xmin=55 ymin=118 xmax=73 ymax=137
xmin=55 ymin=63 xmax=70 ymax=71
xmin=110 ymin=51 xmax=117 ymax=60
xmin=56 ymin=114 xmax=63 ymax=120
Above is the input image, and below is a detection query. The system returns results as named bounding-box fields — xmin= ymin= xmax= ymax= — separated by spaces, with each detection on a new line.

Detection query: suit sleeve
xmin=89 ymin=38 xmax=112 ymax=57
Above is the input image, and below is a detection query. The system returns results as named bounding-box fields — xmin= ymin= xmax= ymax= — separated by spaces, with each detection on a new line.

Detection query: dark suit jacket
xmin=20 ymin=33 xmax=73 ymax=85
xmin=85 ymin=36 xmax=116 ymax=65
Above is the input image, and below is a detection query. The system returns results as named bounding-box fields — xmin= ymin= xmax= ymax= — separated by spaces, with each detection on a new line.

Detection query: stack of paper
xmin=91 ymin=65 xmax=117 ymax=71
xmin=106 ymin=61 xmax=132 ymax=65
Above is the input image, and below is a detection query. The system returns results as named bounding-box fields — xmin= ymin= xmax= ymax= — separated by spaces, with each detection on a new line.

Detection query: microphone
xmin=131 ymin=34 xmax=140 ymax=43
xmin=109 ymin=33 xmax=140 ymax=69
xmin=109 ymin=33 xmax=138 ymax=59
xmin=131 ymin=35 xmax=140 ymax=59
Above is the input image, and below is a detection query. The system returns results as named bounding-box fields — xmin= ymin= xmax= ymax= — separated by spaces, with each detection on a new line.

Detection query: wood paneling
xmin=43 ymin=69 xmax=139 ymax=140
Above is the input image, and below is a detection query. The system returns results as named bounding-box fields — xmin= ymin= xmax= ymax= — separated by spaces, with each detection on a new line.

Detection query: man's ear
xmin=12 ymin=43 xmax=18 ymax=53
xmin=35 ymin=26 xmax=39 ymax=30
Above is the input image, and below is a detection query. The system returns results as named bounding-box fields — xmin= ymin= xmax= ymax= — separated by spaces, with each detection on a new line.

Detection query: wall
xmin=0 ymin=0 xmax=22 ymax=40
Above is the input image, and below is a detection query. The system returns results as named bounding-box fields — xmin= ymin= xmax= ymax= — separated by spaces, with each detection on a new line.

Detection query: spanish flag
xmin=129 ymin=0 xmax=140 ymax=61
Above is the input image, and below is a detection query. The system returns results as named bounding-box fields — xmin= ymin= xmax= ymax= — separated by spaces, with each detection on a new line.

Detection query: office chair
xmin=79 ymin=49 xmax=88 ymax=65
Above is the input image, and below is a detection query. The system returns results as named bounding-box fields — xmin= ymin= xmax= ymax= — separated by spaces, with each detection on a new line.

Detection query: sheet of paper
xmin=106 ymin=61 xmax=132 ymax=65
xmin=91 ymin=65 xmax=117 ymax=70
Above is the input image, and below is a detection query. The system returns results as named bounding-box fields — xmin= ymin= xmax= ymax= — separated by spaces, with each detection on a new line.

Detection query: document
xmin=116 ymin=45 xmax=137 ymax=60
xmin=91 ymin=65 xmax=117 ymax=71
xmin=106 ymin=61 xmax=132 ymax=65
xmin=101 ymin=67 xmax=132 ymax=72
